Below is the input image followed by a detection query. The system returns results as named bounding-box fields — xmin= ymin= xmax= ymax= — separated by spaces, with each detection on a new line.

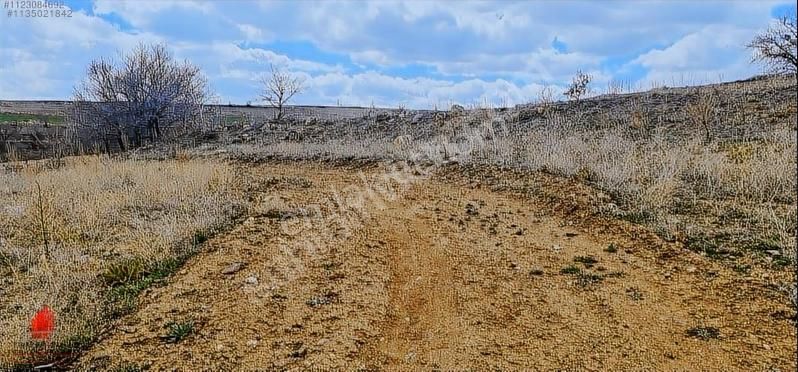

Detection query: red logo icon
xmin=30 ymin=305 xmax=55 ymax=340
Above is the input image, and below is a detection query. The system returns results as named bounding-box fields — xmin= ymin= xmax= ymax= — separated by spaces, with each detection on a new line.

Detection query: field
xmin=0 ymin=76 xmax=796 ymax=370
xmin=0 ymin=113 xmax=66 ymax=126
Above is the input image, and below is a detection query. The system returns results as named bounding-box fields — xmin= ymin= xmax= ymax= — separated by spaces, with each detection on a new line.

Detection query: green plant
xmin=560 ymin=265 xmax=581 ymax=275
xmin=162 ymin=319 xmax=195 ymax=343
xmin=686 ymin=326 xmax=720 ymax=340
xmin=732 ymin=264 xmax=751 ymax=274
xmin=604 ymin=243 xmax=618 ymax=253
xmin=103 ymin=258 xmax=146 ymax=287
xmin=193 ymin=230 xmax=208 ymax=245
xmin=576 ymin=272 xmax=604 ymax=287
xmin=573 ymin=255 xmax=598 ymax=268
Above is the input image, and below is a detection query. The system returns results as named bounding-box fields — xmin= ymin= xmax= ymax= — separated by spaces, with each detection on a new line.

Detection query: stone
xmin=245 ymin=276 xmax=259 ymax=285
xmin=221 ymin=262 xmax=245 ymax=275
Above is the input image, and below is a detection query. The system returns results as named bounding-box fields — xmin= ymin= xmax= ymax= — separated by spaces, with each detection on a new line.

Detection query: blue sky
xmin=1 ymin=0 xmax=795 ymax=108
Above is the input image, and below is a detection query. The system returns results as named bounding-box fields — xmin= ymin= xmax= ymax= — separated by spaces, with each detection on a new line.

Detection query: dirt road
xmin=76 ymin=162 xmax=796 ymax=371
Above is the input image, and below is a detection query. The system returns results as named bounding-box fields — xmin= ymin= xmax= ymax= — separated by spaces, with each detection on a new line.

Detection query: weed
xmin=103 ymin=258 xmax=146 ymax=287
xmin=529 ymin=268 xmax=545 ymax=276
xmin=573 ymin=255 xmax=598 ymax=268
xmin=193 ymin=230 xmax=209 ymax=245
xmin=576 ymin=272 xmax=604 ymax=287
xmin=162 ymin=320 xmax=195 ymax=343
xmin=560 ymin=265 xmax=581 ymax=275
xmin=685 ymin=234 xmax=741 ymax=260
xmin=604 ymin=243 xmax=618 ymax=253
xmin=604 ymin=271 xmax=626 ymax=278
xmin=732 ymin=264 xmax=751 ymax=274
xmin=749 ymin=238 xmax=782 ymax=253
xmin=306 ymin=292 xmax=338 ymax=307
xmin=772 ymin=256 xmax=791 ymax=268
xmin=686 ymin=326 xmax=720 ymax=340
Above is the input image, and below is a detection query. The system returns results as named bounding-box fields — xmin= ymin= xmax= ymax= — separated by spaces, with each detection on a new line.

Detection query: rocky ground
xmin=73 ymin=161 xmax=796 ymax=371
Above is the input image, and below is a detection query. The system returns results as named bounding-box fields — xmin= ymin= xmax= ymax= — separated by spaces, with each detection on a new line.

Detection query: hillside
xmin=1 ymin=75 xmax=795 ymax=370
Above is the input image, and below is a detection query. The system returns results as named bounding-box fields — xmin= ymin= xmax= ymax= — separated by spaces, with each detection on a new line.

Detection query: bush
xmin=564 ymin=70 xmax=592 ymax=101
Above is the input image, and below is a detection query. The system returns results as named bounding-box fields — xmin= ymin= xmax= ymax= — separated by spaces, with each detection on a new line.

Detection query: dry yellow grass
xmin=0 ymin=156 xmax=246 ymax=367
xmin=227 ymin=110 xmax=797 ymax=265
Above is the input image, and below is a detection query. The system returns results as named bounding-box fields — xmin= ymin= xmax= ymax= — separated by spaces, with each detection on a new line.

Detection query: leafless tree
xmin=686 ymin=88 xmax=719 ymax=143
xmin=259 ymin=64 xmax=305 ymax=120
xmin=564 ymin=70 xmax=592 ymax=101
xmin=747 ymin=15 xmax=797 ymax=74
xmin=73 ymin=43 xmax=209 ymax=151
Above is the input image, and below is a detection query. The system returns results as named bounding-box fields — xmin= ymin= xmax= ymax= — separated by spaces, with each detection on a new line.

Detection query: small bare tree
xmin=564 ymin=70 xmax=592 ymax=101
xmin=686 ymin=89 xmax=719 ymax=143
xmin=259 ymin=64 xmax=305 ymax=120
xmin=747 ymin=15 xmax=798 ymax=74
xmin=73 ymin=43 xmax=208 ymax=151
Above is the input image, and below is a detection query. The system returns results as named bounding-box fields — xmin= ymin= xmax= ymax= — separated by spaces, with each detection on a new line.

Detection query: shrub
xmin=564 ymin=70 xmax=592 ymax=101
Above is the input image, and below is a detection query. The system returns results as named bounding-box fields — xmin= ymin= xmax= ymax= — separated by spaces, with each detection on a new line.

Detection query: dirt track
xmin=76 ymin=162 xmax=796 ymax=371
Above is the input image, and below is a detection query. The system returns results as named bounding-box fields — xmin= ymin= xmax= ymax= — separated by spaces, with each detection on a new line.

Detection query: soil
xmin=75 ymin=161 xmax=796 ymax=371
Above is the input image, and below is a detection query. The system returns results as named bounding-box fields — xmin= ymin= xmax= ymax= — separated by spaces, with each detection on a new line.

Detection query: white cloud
xmin=1 ymin=0 xmax=790 ymax=106
xmin=236 ymin=24 xmax=270 ymax=43
xmin=350 ymin=50 xmax=390 ymax=66
xmin=300 ymin=71 xmax=551 ymax=109
xmin=93 ymin=0 xmax=211 ymax=28
xmin=0 ymin=49 xmax=56 ymax=99
xmin=631 ymin=24 xmax=760 ymax=85
xmin=0 ymin=9 xmax=163 ymax=99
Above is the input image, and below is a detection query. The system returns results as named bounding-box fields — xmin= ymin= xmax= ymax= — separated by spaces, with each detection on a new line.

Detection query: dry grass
xmin=0 ymin=156 xmax=246 ymax=368
xmin=225 ymin=107 xmax=797 ymax=265
xmin=517 ymin=124 xmax=796 ymax=259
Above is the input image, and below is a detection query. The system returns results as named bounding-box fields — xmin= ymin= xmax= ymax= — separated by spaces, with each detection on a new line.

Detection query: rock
xmin=221 ymin=262 xmax=245 ymax=275
xmin=290 ymin=346 xmax=307 ymax=358
xmin=686 ymin=266 xmax=697 ymax=273
xmin=245 ymin=276 xmax=259 ymax=285
xmin=765 ymin=250 xmax=781 ymax=256
xmin=246 ymin=339 xmax=259 ymax=348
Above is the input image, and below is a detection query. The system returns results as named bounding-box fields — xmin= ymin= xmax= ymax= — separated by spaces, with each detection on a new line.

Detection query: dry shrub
xmin=686 ymin=89 xmax=719 ymax=143
xmin=224 ymin=105 xmax=797 ymax=261
xmin=0 ymin=156 xmax=245 ymax=367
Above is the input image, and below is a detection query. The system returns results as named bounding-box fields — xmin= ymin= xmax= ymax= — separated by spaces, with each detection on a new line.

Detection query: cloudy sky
xmin=1 ymin=0 xmax=795 ymax=108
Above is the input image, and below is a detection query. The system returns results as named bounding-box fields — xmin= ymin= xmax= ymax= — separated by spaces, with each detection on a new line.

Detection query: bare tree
xmin=686 ymin=88 xmax=719 ymax=143
xmin=747 ymin=15 xmax=798 ymax=74
xmin=73 ymin=43 xmax=209 ymax=151
xmin=564 ymin=70 xmax=592 ymax=101
xmin=259 ymin=64 xmax=305 ymax=120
